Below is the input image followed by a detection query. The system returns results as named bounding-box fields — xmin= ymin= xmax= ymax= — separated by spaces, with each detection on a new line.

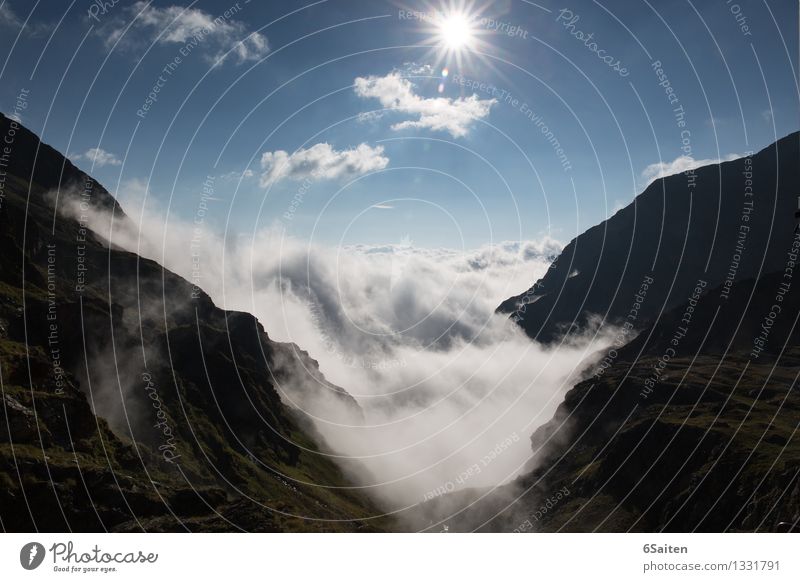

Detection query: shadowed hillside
xmin=0 ymin=113 xmax=384 ymax=532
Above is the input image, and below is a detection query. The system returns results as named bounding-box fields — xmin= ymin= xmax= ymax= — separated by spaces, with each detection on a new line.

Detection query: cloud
xmin=71 ymin=147 xmax=122 ymax=167
xmin=372 ymin=204 xmax=395 ymax=209
xmin=0 ymin=3 xmax=52 ymax=35
xmin=354 ymin=72 xmax=495 ymax=138
xmin=0 ymin=4 xmax=21 ymax=27
xmin=397 ymin=62 xmax=435 ymax=76
xmin=220 ymin=168 xmax=254 ymax=181
xmin=67 ymin=190 xmax=617 ymax=517
xmin=641 ymin=153 xmax=740 ymax=186
xmin=101 ymin=2 xmax=269 ymax=65
xmin=259 ymin=143 xmax=389 ymax=187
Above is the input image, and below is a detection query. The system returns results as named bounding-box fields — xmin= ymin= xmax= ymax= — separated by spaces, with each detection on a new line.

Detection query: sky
xmin=1 ymin=0 xmax=797 ymax=249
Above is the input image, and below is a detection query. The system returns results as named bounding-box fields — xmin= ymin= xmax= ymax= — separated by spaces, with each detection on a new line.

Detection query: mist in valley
xmin=67 ymin=189 xmax=615 ymax=518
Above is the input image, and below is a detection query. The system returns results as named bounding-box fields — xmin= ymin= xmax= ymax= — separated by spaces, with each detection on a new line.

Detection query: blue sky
xmin=1 ymin=0 xmax=797 ymax=248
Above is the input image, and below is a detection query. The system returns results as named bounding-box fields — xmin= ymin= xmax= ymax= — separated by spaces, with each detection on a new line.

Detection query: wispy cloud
xmin=70 ymin=147 xmax=122 ymax=168
xmin=101 ymin=2 xmax=269 ymax=65
xmin=372 ymin=204 xmax=395 ymax=209
xmin=354 ymin=72 xmax=495 ymax=138
xmin=220 ymin=168 xmax=254 ymax=181
xmin=0 ymin=3 xmax=52 ymax=35
xmin=0 ymin=4 xmax=20 ymax=27
xmin=260 ymin=143 xmax=389 ymax=187
xmin=641 ymin=153 xmax=740 ymax=186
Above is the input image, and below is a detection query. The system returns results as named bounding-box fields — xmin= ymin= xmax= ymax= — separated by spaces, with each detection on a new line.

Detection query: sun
xmin=416 ymin=2 xmax=490 ymax=70
xmin=437 ymin=12 xmax=475 ymax=51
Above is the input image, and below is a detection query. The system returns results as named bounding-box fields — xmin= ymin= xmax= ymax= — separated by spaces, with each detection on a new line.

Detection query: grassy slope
xmin=0 ymin=127 xmax=388 ymax=532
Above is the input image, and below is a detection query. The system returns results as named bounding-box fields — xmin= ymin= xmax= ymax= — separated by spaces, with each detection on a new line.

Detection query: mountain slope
xmin=0 ymin=113 xmax=383 ymax=532
xmin=405 ymin=133 xmax=800 ymax=532
xmin=411 ymin=270 xmax=800 ymax=532
xmin=500 ymin=132 xmax=800 ymax=343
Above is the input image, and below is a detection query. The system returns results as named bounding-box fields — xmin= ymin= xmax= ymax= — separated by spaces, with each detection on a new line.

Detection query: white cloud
xmin=66 ymin=191 xmax=616 ymax=513
xmin=641 ymin=153 xmax=740 ymax=186
xmin=71 ymin=147 xmax=122 ymax=168
xmin=103 ymin=2 xmax=269 ymax=65
xmin=397 ymin=62 xmax=435 ymax=76
xmin=354 ymin=72 xmax=495 ymax=138
xmin=259 ymin=143 xmax=389 ymax=187
xmin=372 ymin=204 xmax=395 ymax=209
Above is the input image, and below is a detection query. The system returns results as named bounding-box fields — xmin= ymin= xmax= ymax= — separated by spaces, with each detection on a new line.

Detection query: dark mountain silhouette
xmin=0 ymin=113 xmax=381 ymax=532
xmin=499 ymin=132 xmax=800 ymax=344
xmin=411 ymin=269 xmax=800 ymax=532
xmin=408 ymin=134 xmax=800 ymax=532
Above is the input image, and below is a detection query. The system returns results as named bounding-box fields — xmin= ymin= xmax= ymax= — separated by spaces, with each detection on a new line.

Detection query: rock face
xmin=0 ymin=113 xmax=381 ymax=532
xmin=499 ymin=132 xmax=800 ymax=344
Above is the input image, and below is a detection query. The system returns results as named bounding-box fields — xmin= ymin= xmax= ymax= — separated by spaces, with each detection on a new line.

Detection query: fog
xmin=68 ymin=190 xmax=614 ymax=518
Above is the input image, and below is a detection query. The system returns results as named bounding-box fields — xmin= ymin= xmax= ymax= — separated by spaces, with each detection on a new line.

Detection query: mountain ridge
xmin=0 ymin=113 xmax=382 ymax=532
xmin=499 ymin=132 xmax=800 ymax=343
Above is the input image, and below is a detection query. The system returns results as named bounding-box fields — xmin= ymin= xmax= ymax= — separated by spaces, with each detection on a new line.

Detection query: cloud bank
xmin=69 ymin=191 xmax=613 ymax=520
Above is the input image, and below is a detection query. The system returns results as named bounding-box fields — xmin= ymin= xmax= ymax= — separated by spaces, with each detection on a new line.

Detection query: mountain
xmin=410 ymin=269 xmax=800 ymax=532
xmin=0 ymin=113 xmax=383 ymax=532
xmin=499 ymin=132 xmax=800 ymax=343
xmin=4 ymin=112 xmax=797 ymax=534
xmin=409 ymin=134 xmax=800 ymax=532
